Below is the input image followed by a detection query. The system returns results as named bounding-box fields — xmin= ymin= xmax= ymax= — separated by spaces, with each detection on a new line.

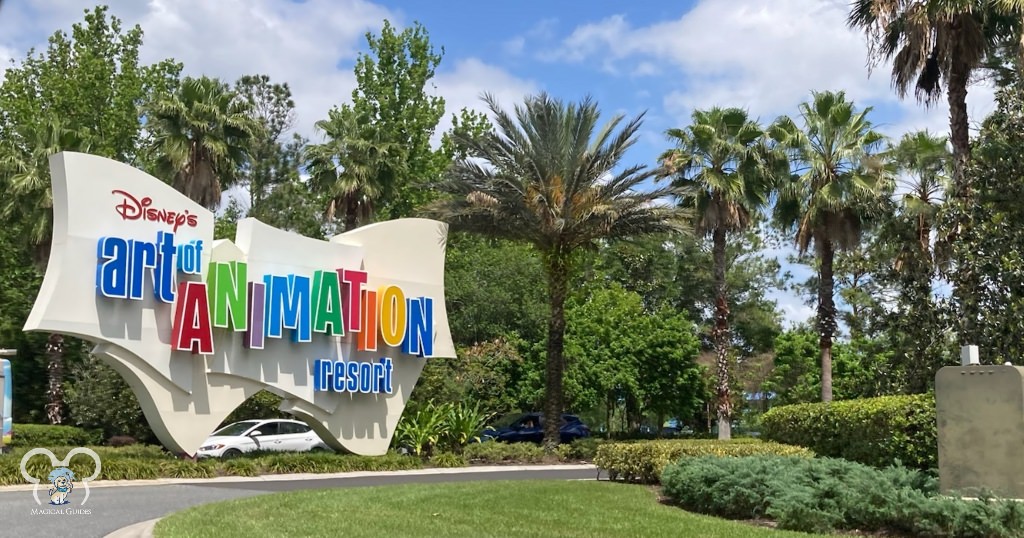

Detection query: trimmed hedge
xmin=594 ymin=438 xmax=813 ymax=484
xmin=0 ymin=445 xmax=425 ymax=486
xmin=8 ymin=423 xmax=103 ymax=447
xmin=760 ymin=394 xmax=936 ymax=470
xmin=662 ymin=455 xmax=1024 ymax=537
xmin=0 ymin=439 xmax=603 ymax=486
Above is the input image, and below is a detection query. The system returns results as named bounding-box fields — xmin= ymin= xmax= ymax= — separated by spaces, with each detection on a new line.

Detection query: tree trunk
xmin=542 ymin=252 xmax=569 ymax=453
xmin=818 ymin=240 xmax=837 ymax=402
xmin=947 ymin=57 xmax=972 ymax=202
xmin=711 ymin=228 xmax=732 ymax=440
xmin=344 ymin=193 xmax=359 ymax=232
xmin=45 ymin=333 xmax=65 ymax=425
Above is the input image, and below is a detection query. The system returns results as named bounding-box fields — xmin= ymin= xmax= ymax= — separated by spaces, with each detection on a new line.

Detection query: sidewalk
xmin=0 ymin=463 xmax=601 ymax=492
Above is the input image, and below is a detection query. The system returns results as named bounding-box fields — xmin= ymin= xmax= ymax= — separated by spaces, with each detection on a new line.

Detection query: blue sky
xmin=0 ymin=0 xmax=998 ymax=329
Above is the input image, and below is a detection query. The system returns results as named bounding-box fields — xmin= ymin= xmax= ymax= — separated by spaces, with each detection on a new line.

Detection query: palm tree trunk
xmin=711 ymin=228 xmax=732 ymax=440
xmin=45 ymin=333 xmax=65 ymax=424
xmin=543 ymin=252 xmax=569 ymax=453
xmin=344 ymin=193 xmax=359 ymax=232
xmin=947 ymin=55 xmax=972 ymax=202
xmin=818 ymin=240 xmax=837 ymax=402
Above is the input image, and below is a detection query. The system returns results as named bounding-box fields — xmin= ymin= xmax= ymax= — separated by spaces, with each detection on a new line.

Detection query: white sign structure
xmin=24 ymin=152 xmax=455 ymax=456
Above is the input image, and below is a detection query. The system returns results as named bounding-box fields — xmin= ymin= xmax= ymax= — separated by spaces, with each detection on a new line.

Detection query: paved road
xmin=0 ymin=467 xmax=597 ymax=538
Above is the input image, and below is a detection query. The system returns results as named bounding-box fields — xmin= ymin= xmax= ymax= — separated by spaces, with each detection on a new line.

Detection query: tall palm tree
xmin=424 ymin=93 xmax=689 ymax=450
xmin=658 ymin=107 xmax=781 ymax=440
xmin=145 ymin=76 xmax=262 ymax=210
xmin=770 ymin=90 xmax=891 ymax=402
xmin=306 ymin=105 xmax=402 ymax=232
xmin=0 ymin=116 xmax=90 ymax=424
xmin=847 ymin=0 xmax=1022 ymax=197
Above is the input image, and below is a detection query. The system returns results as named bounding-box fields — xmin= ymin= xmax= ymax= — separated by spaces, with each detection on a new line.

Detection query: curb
xmin=104 ymin=517 xmax=161 ymax=538
xmin=0 ymin=463 xmax=600 ymax=492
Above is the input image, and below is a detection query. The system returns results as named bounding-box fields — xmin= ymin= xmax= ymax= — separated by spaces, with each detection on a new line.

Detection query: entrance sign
xmin=24 ymin=152 xmax=455 ymax=456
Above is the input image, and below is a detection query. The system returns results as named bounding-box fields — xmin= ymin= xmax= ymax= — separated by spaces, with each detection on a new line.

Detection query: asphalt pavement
xmin=0 ymin=466 xmax=598 ymax=538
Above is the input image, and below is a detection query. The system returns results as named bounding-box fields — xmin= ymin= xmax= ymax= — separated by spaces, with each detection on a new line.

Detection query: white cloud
xmin=0 ymin=0 xmax=537 ymax=149
xmin=431 ymin=57 xmax=539 ymax=143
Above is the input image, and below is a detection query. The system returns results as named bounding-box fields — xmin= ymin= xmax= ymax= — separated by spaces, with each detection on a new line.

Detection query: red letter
xmin=341 ymin=269 xmax=367 ymax=333
xmin=172 ymin=281 xmax=214 ymax=354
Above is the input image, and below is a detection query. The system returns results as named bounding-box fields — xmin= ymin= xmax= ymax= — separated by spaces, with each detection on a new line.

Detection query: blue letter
xmin=155 ymin=231 xmax=177 ymax=303
xmin=97 ymin=237 xmax=130 ymax=298
xmin=128 ymin=239 xmax=157 ymax=300
xmin=402 ymin=297 xmax=433 ymax=357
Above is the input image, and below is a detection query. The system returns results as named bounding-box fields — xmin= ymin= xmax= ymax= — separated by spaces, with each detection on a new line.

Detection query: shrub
xmin=106 ymin=436 xmax=137 ymax=447
xmin=9 ymin=423 xmax=103 ymax=447
xmin=440 ymin=402 xmax=493 ymax=453
xmin=594 ymin=439 xmax=813 ymax=484
xmin=661 ymin=455 xmax=1024 ymax=537
xmin=555 ymin=437 xmax=603 ymax=462
xmin=760 ymin=394 xmax=936 ymax=470
xmin=430 ymin=453 xmax=467 ymax=468
xmin=395 ymin=403 xmax=448 ymax=456
xmin=463 ymin=441 xmax=545 ymax=464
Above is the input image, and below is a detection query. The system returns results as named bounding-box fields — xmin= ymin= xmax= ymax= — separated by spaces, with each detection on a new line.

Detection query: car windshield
xmin=492 ymin=413 xmax=531 ymax=429
xmin=213 ymin=421 xmax=259 ymax=437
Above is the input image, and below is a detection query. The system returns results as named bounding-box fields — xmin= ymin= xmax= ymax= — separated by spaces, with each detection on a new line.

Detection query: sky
xmin=0 ymin=0 xmax=1000 ymax=329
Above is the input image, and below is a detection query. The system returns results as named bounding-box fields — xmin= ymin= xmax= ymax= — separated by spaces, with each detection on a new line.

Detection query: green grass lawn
xmin=154 ymin=480 xmax=825 ymax=538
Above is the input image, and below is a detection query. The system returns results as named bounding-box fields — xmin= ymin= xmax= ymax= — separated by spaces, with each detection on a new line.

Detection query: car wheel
xmin=221 ymin=448 xmax=242 ymax=459
xmin=309 ymin=446 xmax=328 ymax=453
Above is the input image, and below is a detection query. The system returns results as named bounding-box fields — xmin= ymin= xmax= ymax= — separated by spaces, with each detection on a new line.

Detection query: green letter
xmin=312 ymin=270 xmax=344 ymax=336
xmin=207 ymin=261 xmax=248 ymax=331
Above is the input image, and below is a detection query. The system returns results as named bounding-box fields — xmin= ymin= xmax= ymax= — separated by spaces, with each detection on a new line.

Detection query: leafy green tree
xmin=234 ymin=74 xmax=298 ymax=211
xmin=424 ymin=93 xmax=689 ymax=450
xmin=659 ymin=107 xmax=781 ymax=439
xmin=943 ymin=79 xmax=1024 ymax=362
xmin=348 ymin=19 xmax=446 ymax=220
xmin=770 ymin=90 xmax=891 ymax=402
xmin=0 ymin=6 xmax=179 ymax=425
xmin=0 ymin=5 xmax=181 ymax=166
xmin=565 ymin=284 xmax=704 ymax=433
xmin=444 ymin=232 xmax=548 ymax=347
xmin=64 ymin=356 xmax=156 ymax=443
xmin=146 ymin=76 xmax=262 ymax=210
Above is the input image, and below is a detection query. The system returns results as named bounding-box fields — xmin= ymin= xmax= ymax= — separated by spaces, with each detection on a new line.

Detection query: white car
xmin=197 ymin=419 xmax=331 ymax=458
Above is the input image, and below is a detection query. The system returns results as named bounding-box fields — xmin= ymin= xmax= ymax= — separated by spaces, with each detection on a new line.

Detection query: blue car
xmin=481 ymin=413 xmax=591 ymax=444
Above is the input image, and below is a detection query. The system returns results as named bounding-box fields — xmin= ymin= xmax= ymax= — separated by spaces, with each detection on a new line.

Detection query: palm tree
xmin=424 ymin=93 xmax=689 ymax=450
xmin=891 ymin=130 xmax=951 ymax=268
xmin=770 ymin=90 xmax=891 ymax=402
xmin=0 ymin=116 xmax=90 ymax=424
xmin=306 ymin=105 xmax=402 ymax=232
xmin=847 ymin=0 xmax=1022 ymax=197
xmin=145 ymin=76 xmax=262 ymax=210
xmin=658 ymin=107 xmax=781 ymax=440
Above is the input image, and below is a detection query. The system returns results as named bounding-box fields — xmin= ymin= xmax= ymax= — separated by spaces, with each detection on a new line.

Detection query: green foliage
xmin=63 ymin=356 xmax=155 ymax=443
xmin=944 ymin=80 xmax=1024 ymax=362
xmin=554 ymin=437 xmax=604 ymax=461
xmin=8 ymin=424 xmax=103 ymax=447
xmin=594 ymin=438 xmax=813 ymax=484
xmin=349 ymin=19 xmax=446 ymax=220
xmin=763 ymin=329 xmax=896 ymax=404
xmin=564 ymin=283 xmax=705 ymax=432
xmin=443 ymin=232 xmax=548 ymax=347
xmin=429 ymin=452 xmax=467 ymax=468
xmin=662 ymin=455 xmax=1024 ymax=537
xmin=462 ymin=441 xmax=546 ymax=464
xmin=442 ymin=401 xmax=494 ymax=453
xmin=0 ymin=445 xmax=425 ymax=486
xmin=760 ymin=394 xmax=937 ymax=470
xmin=221 ymin=390 xmax=288 ymax=426
xmin=395 ymin=403 xmax=448 ymax=457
